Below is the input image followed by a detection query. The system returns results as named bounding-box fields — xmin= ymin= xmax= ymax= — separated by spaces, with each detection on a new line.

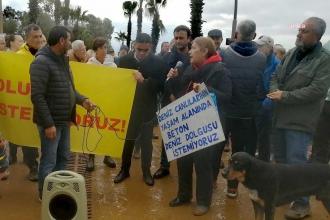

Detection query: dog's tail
xmin=317 ymin=181 xmax=330 ymax=213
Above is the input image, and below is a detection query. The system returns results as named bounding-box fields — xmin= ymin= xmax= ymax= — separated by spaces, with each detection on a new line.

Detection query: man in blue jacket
xmin=255 ymin=35 xmax=280 ymax=162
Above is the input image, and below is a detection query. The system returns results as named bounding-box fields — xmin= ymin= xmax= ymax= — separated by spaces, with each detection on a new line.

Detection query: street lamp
xmin=231 ymin=0 xmax=238 ymax=40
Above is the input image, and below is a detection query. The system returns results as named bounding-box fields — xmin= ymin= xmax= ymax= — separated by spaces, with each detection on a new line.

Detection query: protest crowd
xmin=0 ymin=10 xmax=330 ymax=220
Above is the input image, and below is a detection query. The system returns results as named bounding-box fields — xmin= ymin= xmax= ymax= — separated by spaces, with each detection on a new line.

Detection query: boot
xmin=114 ymin=169 xmax=130 ymax=184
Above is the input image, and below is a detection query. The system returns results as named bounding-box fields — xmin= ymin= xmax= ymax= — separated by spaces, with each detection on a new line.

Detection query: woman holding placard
xmin=167 ymin=37 xmax=232 ymax=216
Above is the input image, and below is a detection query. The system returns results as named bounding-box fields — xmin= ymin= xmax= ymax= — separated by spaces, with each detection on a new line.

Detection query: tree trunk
xmin=151 ymin=12 xmax=160 ymax=53
xmin=190 ymin=0 xmax=204 ymax=40
xmin=127 ymin=14 xmax=132 ymax=48
xmin=136 ymin=0 xmax=143 ymax=35
xmin=54 ymin=0 xmax=61 ymax=25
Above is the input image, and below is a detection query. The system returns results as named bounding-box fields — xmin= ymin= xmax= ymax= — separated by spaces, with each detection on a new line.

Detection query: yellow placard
xmin=0 ymin=52 xmax=136 ymax=158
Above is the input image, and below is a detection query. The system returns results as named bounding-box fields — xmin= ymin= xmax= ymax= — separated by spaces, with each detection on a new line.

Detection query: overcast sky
xmin=3 ymin=0 xmax=330 ymax=52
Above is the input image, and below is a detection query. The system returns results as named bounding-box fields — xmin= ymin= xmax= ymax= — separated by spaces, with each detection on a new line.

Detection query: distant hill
xmin=324 ymin=40 xmax=330 ymax=51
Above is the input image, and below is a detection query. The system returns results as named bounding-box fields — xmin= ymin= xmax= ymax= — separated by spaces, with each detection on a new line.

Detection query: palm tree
xmin=70 ymin=6 xmax=88 ymax=27
xmin=145 ymin=0 xmax=167 ymax=52
xmin=190 ymin=0 xmax=205 ymax=40
xmin=62 ymin=0 xmax=70 ymax=26
xmin=115 ymin=31 xmax=128 ymax=45
xmin=28 ymin=0 xmax=39 ymax=24
xmin=54 ymin=0 xmax=61 ymax=25
xmin=123 ymin=1 xmax=137 ymax=48
xmin=136 ymin=0 xmax=144 ymax=35
xmin=70 ymin=6 xmax=88 ymax=39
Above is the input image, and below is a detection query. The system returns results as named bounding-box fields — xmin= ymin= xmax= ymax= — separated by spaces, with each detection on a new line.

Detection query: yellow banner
xmin=0 ymin=52 xmax=136 ymax=158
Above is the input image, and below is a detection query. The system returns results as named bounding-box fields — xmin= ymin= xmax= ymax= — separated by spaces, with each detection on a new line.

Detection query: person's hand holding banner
xmin=82 ymin=99 xmax=96 ymax=112
xmin=133 ymin=70 xmax=145 ymax=83
xmin=0 ymin=52 xmax=137 ymax=157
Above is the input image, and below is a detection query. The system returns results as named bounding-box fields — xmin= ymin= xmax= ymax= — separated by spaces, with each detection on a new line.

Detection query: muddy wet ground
xmin=0 ymin=134 xmax=329 ymax=220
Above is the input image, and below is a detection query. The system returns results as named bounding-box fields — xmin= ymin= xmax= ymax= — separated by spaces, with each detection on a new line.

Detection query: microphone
xmin=174 ymin=61 xmax=183 ymax=69
xmin=166 ymin=61 xmax=183 ymax=81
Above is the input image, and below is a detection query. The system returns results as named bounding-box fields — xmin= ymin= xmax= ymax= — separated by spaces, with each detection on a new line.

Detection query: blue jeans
xmin=38 ymin=125 xmax=70 ymax=193
xmin=272 ymin=128 xmax=312 ymax=206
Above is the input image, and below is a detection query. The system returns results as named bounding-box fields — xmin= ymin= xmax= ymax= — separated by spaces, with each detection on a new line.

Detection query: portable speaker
xmin=41 ymin=170 xmax=88 ymax=220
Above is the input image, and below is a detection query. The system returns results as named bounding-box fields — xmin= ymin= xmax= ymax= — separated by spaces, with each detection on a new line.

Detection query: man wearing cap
xmin=255 ymin=35 xmax=280 ymax=161
xmin=274 ymin=44 xmax=286 ymax=61
xmin=269 ymin=17 xmax=330 ymax=219
xmin=208 ymin=29 xmax=223 ymax=57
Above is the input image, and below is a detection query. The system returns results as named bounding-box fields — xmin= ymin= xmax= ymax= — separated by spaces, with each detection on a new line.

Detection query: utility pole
xmin=0 ymin=0 xmax=3 ymax=33
xmin=231 ymin=0 xmax=238 ymax=40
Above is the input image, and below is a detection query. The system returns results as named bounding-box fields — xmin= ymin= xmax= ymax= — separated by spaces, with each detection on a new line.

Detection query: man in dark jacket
xmin=269 ymin=17 xmax=330 ymax=219
xmin=222 ymin=19 xmax=266 ymax=198
xmin=114 ymin=33 xmax=167 ymax=186
xmin=30 ymin=26 xmax=94 ymax=199
xmin=310 ymin=88 xmax=330 ymax=164
xmin=153 ymin=25 xmax=192 ymax=179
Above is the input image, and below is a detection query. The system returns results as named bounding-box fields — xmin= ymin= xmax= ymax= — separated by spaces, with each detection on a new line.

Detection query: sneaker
xmin=193 ymin=205 xmax=209 ymax=216
xmin=285 ymin=202 xmax=311 ymax=219
xmin=226 ymin=188 xmax=238 ymax=199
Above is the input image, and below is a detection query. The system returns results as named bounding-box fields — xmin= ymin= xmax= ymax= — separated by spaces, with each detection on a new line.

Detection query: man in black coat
xmin=114 ymin=33 xmax=168 ymax=186
xmin=153 ymin=25 xmax=192 ymax=179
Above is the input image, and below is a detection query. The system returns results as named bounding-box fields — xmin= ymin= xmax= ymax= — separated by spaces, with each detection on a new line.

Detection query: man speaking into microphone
xmin=114 ymin=33 xmax=168 ymax=186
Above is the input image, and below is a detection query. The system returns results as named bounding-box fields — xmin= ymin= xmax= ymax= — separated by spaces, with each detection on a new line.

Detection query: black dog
xmin=222 ymin=152 xmax=330 ymax=220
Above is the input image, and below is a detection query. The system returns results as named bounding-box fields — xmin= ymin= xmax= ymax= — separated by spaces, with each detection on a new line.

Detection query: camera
xmin=226 ymin=38 xmax=234 ymax=45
